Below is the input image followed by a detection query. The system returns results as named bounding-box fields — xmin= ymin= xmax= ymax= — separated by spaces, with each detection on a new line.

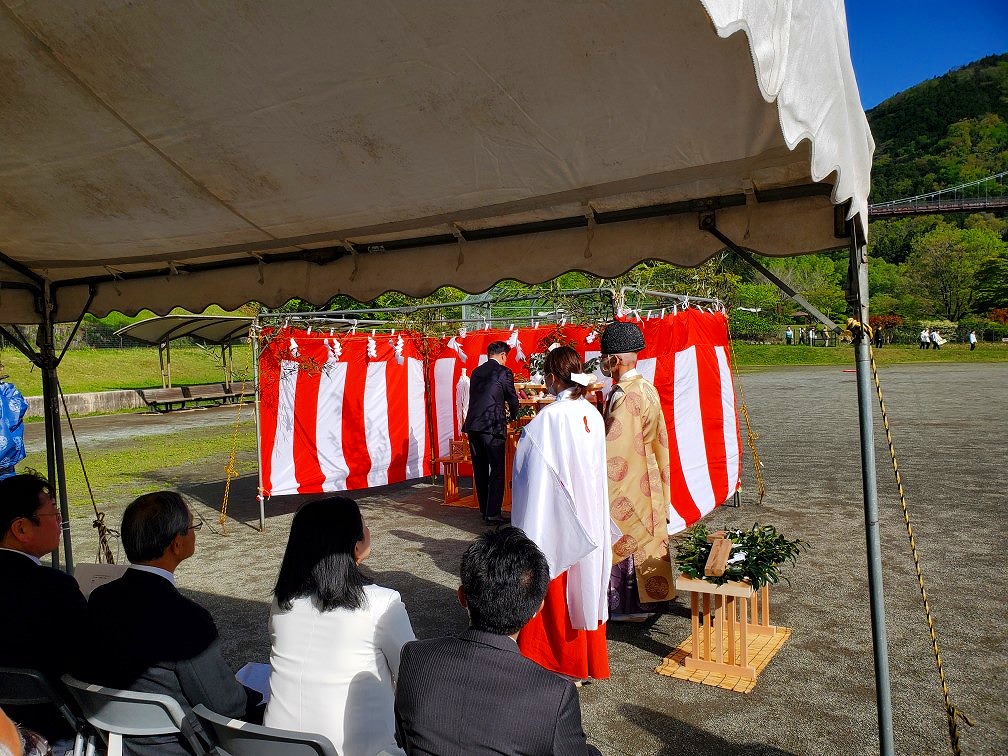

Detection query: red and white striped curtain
xmin=258 ymin=327 xmax=430 ymax=496
xmin=635 ymin=309 xmax=742 ymax=532
xmin=426 ymin=312 xmax=740 ymax=530
xmin=258 ymin=310 xmax=741 ymax=530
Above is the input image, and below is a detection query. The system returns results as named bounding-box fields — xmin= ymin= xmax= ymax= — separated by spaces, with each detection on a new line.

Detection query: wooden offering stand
xmin=434 ymin=438 xmax=476 ymax=507
xmin=434 ymin=433 xmax=517 ymax=511
xmin=674 ymin=531 xmax=777 ymax=681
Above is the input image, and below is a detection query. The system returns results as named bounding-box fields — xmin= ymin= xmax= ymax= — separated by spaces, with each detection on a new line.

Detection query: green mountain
xmin=867 ymin=53 xmax=1008 ymax=202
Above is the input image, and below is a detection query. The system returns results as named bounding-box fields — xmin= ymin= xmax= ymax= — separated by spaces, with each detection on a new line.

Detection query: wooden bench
xmin=225 ymin=380 xmax=255 ymax=403
xmin=182 ymin=384 xmax=231 ymax=405
xmin=139 ymin=387 xmax=188 ymax=412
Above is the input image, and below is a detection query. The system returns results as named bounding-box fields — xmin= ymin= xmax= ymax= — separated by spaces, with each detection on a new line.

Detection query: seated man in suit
xmin=77 ymin=491 xmax=259 ymax=756
xmin=395 ymin=527 xmax=601 ymax=756
xmin=0 ymin=471 xmax=86 ymax=745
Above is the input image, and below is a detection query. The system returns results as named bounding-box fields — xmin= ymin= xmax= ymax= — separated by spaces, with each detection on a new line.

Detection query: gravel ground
xmin=62 ymin=363 xmax=1008 ymax=755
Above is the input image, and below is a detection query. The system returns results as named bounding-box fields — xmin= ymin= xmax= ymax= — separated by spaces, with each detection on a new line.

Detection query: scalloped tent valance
xmin=0 ymin=0 xmax=872 ymax=324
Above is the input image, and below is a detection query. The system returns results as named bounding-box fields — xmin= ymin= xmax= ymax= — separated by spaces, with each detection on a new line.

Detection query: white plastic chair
xmin=61 ymin=674 xmax=206 ymax=756
xmin=192 ymin=704 xmax=339 ymax=756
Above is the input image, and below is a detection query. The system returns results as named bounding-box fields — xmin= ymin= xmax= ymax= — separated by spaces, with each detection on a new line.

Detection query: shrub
xmin=729 ymin=310 xmax=782 ymax=343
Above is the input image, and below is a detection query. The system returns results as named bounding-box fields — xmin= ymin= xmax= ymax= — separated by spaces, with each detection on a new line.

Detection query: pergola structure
xmin=0 ymin=1 xmax=893 ymax=750
xmin=114 ymin=315 xmax=254 ymax=388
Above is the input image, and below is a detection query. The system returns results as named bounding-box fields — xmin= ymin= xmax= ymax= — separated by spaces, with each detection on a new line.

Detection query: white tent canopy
xmin=1 ymin=3 xmax=898 ymax=748
xmin=0 ymin=0 xmax=872 ymax=324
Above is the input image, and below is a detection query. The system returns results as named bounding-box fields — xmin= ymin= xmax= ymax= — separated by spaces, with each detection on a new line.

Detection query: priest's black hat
xmin=600 ymin=321 xmax=645 ymax=354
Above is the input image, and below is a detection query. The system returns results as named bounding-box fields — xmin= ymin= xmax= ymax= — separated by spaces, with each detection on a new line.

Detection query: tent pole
xmin=39 ymin=319 xmax=73 ymax=571
xmin=0 ymin=323 xmax=68 ymax=570
xmin=848 ymin=231 xmax=895 ymax=756
xmin=251 ymin=324 xmax=265 ymax=531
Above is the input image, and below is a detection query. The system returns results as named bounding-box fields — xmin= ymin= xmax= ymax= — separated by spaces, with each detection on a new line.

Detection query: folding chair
xmin=192 ymin=704 xmax=339 ymax=756
xmin=0 ymin=667 xmax=89 ymax=756
xmin=61 ymin=674 xmax=206 ymax=756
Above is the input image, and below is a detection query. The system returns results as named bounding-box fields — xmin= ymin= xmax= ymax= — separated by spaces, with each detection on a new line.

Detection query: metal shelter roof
xmin=114 ymin=315 xmax=253 ymax=346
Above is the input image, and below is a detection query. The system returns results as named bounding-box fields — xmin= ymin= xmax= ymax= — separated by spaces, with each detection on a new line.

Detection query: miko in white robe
xmin=510 ymin=387 xmax=614 ymax=679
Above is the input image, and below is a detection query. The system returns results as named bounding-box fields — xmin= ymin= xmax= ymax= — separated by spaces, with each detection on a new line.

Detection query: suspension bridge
xmin=868 ymin=171 xmax=1008 ymax=218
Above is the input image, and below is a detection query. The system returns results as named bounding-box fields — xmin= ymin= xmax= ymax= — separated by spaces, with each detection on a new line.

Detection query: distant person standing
xmin=920 ymin=327 xmax=930 ymax=350
xmin=462 ymin=341 xmax=520 ymax=524
xmin=799 ymin=327 xmax=806 ymax=345
xmin=969 ymin=330 xmax=978 ymax=351
xmin=930 ymin=329 xmax=942 ymax=350
xmin=785 ymin=327 xmax=794 ymax=345
xmin=808 ymin=326 xmax=817 ymax=347
xmin=873 ymin=326 xmax=883 ymax=349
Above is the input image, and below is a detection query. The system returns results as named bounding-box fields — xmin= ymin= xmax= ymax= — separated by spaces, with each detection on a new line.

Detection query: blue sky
xmin=844 ymin=0 xmax=1008 ymax=109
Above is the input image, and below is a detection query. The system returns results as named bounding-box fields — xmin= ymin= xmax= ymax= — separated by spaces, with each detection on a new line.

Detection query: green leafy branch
xmin=674 ymin=522 xmax=808 ymax=591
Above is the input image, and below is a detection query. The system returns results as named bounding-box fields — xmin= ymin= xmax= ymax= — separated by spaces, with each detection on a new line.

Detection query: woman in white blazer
xmin=264 ymin=497 xmax=415 ymax=756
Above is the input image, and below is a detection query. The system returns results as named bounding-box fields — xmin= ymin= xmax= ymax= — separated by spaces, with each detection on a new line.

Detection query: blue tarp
xmin=0 ymin=381 xmax=27 ymax=479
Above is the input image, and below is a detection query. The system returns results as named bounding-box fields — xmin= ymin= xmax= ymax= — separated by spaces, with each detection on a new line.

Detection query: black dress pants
xmin=468 ymin=431 xmax=506 ymax=518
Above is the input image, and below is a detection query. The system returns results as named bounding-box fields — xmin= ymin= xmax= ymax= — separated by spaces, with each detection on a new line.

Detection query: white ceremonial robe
xmin=511 ymin=389 xmax=613 ymax=630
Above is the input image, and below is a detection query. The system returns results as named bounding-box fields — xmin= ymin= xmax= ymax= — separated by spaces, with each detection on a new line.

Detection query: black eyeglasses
xmin=185 ymin=521 xmax=204 ymax=532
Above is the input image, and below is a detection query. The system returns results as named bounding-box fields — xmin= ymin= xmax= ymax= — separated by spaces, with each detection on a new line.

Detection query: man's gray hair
xmin=121 ymin=491 xmax=191 ymax=563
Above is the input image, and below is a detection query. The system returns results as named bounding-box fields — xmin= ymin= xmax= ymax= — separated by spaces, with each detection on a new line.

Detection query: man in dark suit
xmin=0 ymin=471 xmax=87 ymax=743
xmin=77 ymin=491 xmax=259 ymax=756
xmin=461 ymin=341 xmax=520 ymax=524
xmin=395 ymin=527 xmax=601 ymax=756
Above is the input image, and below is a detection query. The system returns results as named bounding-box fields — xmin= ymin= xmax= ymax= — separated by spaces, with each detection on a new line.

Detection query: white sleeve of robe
xmin=511 ymin=437 xmax=596 ymax=580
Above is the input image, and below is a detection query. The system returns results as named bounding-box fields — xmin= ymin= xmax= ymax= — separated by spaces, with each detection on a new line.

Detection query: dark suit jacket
xmin=77 ymin=568 xmax=253 ymax=756
xmin=395 ymin=629 xmax=596 ymax=756
xmin=0 ymin=548 xmax=86 ymax=738
xmin=461 ymin=359 xmax=519 ymax=437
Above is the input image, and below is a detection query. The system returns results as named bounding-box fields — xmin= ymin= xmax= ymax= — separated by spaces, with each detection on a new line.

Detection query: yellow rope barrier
xmin=219 ymin=384 xmax=247 ymax=536
xmin=848 ymin=318 xmax=973 ymax=755
xmin=725 ymin=326 xmax=765 ymax=501
xmin=220 ymin=336 xmax=258 ymax=535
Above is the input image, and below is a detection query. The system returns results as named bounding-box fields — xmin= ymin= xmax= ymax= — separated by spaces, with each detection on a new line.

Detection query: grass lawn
xmin=20 ymin=421 xmax=259 ymax=515
xmin=731 ymin=341 xmax=1008 ymax=369
xmin=1 ymin=345 xmax=255 ymax=395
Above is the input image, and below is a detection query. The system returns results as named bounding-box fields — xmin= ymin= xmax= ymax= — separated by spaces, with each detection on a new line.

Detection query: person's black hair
xmin=0 ymin=469 xmax=53 ymax=535
xmin=543 ymin=345 xmax=590 ymax=399
xmin=274 ymin=496 xmax=371 ymax=612
xmin=460 ymin=526 xmax=549 ymax=635
xmin=487 ymin=341 xmax=511 ymax=358
xmin=121 ymin=491 xmax=191 ymax=563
